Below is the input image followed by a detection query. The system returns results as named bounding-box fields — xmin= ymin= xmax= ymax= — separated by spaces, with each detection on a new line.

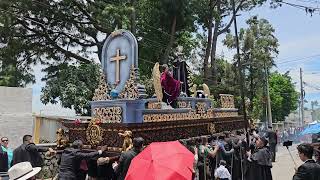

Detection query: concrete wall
xmin=33 ymin=116 xmax=64 ymax=143
xmin=0 ymin=86 xmax=32 ymax=148
xmin=33 ymin=116 xmax=91 ymax=144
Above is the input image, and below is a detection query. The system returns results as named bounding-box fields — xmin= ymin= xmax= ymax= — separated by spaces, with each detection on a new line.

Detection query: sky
xmin=217 ymin=1 xmax=320 ymax=108
xmin=31 ymin=1 xmax=320 ymax=115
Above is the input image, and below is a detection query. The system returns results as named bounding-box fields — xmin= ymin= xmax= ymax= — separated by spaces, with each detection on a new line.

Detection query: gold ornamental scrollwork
xmin=142 ymin=108 xmax=214 ymax=122
xmin=93 ymin=73 xmax=111 ymax=101
xmin=86 ymin=118 xmax=103 ymax=146
xmin=220 ymin=94 xmax=235 ymax=109
xmin=94 ymin=107 xmax=122 ymax=123
xmin=178 ymin=101 xmax=191 ymax=108
xmin=196 ymin=102 xmax=207 ymax=114
xmin=147 ymin=102 xmax=162 ymax=109
xmin=111 ymin=30 xmax=122 ymax=37
xmin=152 ymin=63 xmax=163 ymax=102
xmin=119 ymin=66 xmax=139 ymax=99
xmin=208 ymin=123 xmax=216 ymax=134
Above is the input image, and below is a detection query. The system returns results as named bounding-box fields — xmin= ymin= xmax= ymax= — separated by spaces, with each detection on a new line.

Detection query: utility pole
xmin=298 ymin=100 xmax=301 ymax=125
xmin=264 ymin=62 xmax=273 ymax=127
xmin=300 ymin=68 xmax=304 ymax=126
xmin=232 ymin=0 xmax=249 ymax=143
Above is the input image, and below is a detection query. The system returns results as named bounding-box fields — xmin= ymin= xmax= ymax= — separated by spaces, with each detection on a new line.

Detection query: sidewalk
xmin=272 ymin=144 xmax=302 ymax=180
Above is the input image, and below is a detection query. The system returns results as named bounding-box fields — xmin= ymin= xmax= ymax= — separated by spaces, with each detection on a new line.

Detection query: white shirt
xmin=214 ymin=165 xmax=231 ymax=180
xmin=290 ymin=128 xmax=294 ymax=134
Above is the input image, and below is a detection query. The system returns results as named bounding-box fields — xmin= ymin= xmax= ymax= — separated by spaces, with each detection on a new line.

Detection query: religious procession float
xmin=61 ymin=30 xmax=246 ymax=152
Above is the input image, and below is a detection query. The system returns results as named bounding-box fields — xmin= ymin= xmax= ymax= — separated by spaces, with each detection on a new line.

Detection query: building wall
xmin=32 ymin=116 xmax=90 ymax=144
xmin=33 ymin=116 xmax=64 ymax=143
xmin=0 ymin=86 xmax=32 ymax=148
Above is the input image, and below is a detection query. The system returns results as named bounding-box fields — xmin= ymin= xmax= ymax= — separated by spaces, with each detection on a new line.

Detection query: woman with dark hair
xmin=245 ymin=136 xmax=273 ymax=180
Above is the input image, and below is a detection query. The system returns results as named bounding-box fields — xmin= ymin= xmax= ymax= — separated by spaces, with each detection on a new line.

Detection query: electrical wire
xmin=304 ymin=82 xmax=320 ymax=90
xmin=276 ymin=54 xmax=320 ymax=65
xmin=279 ymin=0 xmax=320 ymax=15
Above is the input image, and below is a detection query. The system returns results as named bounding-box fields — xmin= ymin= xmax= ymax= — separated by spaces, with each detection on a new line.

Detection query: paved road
xmin=272 ymin=144 xmax=302 ymax=180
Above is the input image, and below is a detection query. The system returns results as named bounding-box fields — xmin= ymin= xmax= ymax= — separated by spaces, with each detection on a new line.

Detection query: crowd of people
xmin=275 ymin=126 xmax=303 ymax=144
xmin=0 ymin=134 xmax=145 ymax=180
xmin=181 ymin=126 xmax=320 ymax=180
xmin=180 ymin=129 xmax=273 ymax=180
xmin=1 ymin=127 xmax=320 ymax=180
xmin=0 ymin=135 xmax=55 ymax=180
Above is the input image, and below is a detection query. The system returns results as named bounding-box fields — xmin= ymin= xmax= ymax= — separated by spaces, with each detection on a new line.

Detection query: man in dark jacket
xmin=58 ymin=140 xmax=107 ymax=180
xmin=293 ymin=143 xmax=320 ymax=180
xmin=115 ymin=137 xmax=144 ymax=180
xmin=0 ymin=143 xmax=8 ymax=173
xmin=12 ymin=135 xmax=54 ymax=167
xmin=0 ymin=137 xmax=12 ymax=173
xmin=266 ymin=126 xmax=277 ymax=162
xmin=245 ymin=136 xmax=273 ymax=180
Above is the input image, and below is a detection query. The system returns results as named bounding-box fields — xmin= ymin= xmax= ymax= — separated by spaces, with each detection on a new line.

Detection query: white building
xmin=0 ymin=86 xmax=32 ymax=148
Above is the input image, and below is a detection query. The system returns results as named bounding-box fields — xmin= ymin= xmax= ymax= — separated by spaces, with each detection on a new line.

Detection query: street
xmin=272 ymin=144 xmax=302 ymax=180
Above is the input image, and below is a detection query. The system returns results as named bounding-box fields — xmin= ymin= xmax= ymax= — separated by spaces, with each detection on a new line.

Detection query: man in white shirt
xmin=214 ymin=160 xmax=231 ymax=180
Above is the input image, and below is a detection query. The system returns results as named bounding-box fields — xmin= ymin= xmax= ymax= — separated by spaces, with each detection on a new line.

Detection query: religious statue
xmin=152 ymin=63 xmax=163 ymax=102
xmin=172 ymin=60 xmax=190 ymax=96
xmin=118 ymin=130 xmax=133 ymax=152
xmin=160 ymin=64 xmax=181 ymax=108
xmin=56 ymin=128 xmax=69 ymax=149
xmin=190 ymin=83 xmax=211 ymax=98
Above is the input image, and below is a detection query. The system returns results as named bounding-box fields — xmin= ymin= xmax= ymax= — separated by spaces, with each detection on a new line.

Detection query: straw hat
xmin=8 ymin=162 xmax=41 ymax=180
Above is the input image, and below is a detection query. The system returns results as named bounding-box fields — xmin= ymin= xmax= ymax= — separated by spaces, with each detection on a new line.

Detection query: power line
xmin=279 ymin=0 xmax=320 ymax=15
xmin=295 ymin=0 xmax=320 ymax=5
xmin=304 ymin=71 xmax=320 ymax=74
xmin=276 ymin=54 xmax=320 ymax=65
xmin=304 ymin=82 xmax=320 ymax=90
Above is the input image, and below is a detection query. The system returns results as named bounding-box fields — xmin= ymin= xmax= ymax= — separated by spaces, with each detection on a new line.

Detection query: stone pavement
xmin=272 ymin=144 xmax=302 ymax=180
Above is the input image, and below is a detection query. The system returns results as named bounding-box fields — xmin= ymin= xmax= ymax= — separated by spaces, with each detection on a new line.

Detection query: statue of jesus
xmin=160 ymin=64 xmax=181 ymax=108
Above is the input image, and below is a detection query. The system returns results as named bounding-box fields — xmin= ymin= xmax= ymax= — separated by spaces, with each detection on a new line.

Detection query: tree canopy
xmin=252 ymin=72 xmax=299 ymax=122
xmin=224 ymin=16 xmax=279 ymax=112
xmin=269 ymin=72 xmax=299 ymax=122
xmin=0 ymin=0 xmax=299 ymax=118
xmin=41 ymin=63 xmax=100 ymax=115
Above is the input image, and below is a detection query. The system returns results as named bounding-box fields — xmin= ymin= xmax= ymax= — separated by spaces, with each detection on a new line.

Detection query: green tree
xmin=137 ymin=0 xmax=198 ymax=75
xmin=223 ymin=16 xmax=279 ymax=114
xmin=269 ymin=72 xmax=299 ymax=122
xmin=253 ymin=72 xmax=299 ymax=122
xmin=0 ymin=9 xmax=35 ymax=87
xmin=0 ymin=0 xmax=198 ymax=112
xmin=193 ymin=0 xmax=269 ymax=85
xmin=41 ymin=63 xmax=100 ymax=115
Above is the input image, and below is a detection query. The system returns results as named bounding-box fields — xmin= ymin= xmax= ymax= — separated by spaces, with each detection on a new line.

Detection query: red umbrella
xmin=125 ymin=141 xmax=194 ymax=180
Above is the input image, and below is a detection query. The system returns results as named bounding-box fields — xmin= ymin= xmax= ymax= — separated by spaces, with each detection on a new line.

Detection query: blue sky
xmin=31 ymin=1 xmax=320 ymax=115
xmin=217 ymin=1 xmax=320 ymax=108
